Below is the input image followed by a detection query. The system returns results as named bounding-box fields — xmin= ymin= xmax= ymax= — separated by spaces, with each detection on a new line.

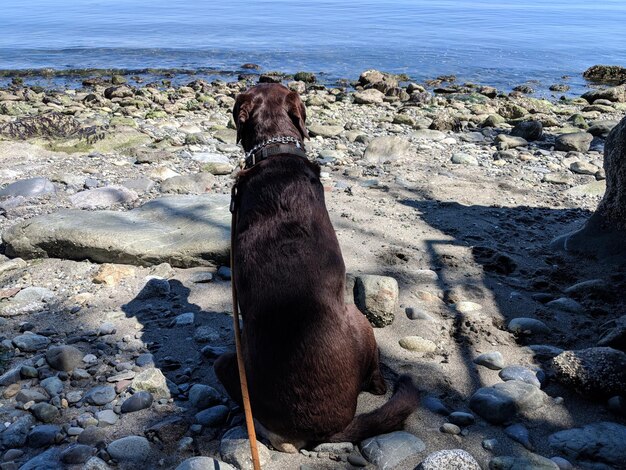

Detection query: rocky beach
xmin=0 ymin=67 xmax=625 ymax=470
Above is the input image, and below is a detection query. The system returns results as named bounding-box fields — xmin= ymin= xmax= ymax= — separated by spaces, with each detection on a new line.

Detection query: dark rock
xmin=511 ymin=121 xmax=543 ymax=141
xmin=469 ymin=380 xmax=546 ymax=424
xmin=106 ymin=435 xmax=151 ymax=463
xmin=29 ymin=403 xmax=60 ymax=423
xmin=0 ymin=414 xmax=36 ymax=448
xmin=188 ymin=384 xmax=221 ymax=409
xmin=85 ymin=385 xmax=116 ymax=405
xmin=46 ymin=345 xmax=84 ymax=371
xmin=598 ymin=315 xmax=626 ymax=351
xmin=195 ymin=405 xmax=229 ymax=427
xmin=583 ymin=65 xmax=626 ymax=84
xmin=447 ymin=411 xmax=475 ymax=427
xmin=120 ymin=391 xmax=153 ymax=413
xmin=12 ymin=333 xmax=50 ymax=351
xmin=0 ymin=113 xmax=85 ymax=139
xmin=60 ymin=444 xmax=94 ymax=464
xmin=27 ymin=425 xmax=61 ymax=448
xmin=145 ymin=416 xmax=189 ymax=444
xmin=504 ymin=423 xmax=532 ymax=449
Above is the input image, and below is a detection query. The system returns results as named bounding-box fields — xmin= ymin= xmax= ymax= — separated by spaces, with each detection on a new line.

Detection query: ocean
xmin=1 ymin=0 xmax=625 ymax=93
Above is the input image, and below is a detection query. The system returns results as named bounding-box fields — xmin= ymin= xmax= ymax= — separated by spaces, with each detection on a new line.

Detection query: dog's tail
xmin=328 ymin=375 xmax=420 ymax=443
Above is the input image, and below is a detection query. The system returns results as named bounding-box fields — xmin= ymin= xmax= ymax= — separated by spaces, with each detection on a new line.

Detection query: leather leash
xmin=230 ymin=183 xmax=262 ymax=470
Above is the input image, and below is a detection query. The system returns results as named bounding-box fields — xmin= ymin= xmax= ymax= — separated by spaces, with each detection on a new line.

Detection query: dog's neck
xmin=243 ymin=136 xmax=306 ymax=169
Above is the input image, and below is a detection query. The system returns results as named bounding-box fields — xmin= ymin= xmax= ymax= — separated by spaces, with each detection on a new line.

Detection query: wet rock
xmin=554 ymin=132 xmax=593 ymax=153
xmin=131 ymin=367 xmax=170 ymax=398
xmin=549 ymin=422 xmax=626 ymax=469
xmin=12 ymin=333 xmax=50 ymax=351
xmin=511 ymin=121 xmax=543 ymax=141
xmin=27 ymin=424 xmax=61 ymax=448
xmin=188 ymin=384 xmax=221 ymax=409
xmin=46 ymin=345 xmax=84 ymax=371
xmin=195 ymin=405 xmax=229 ymax=426
xmin=176 ymin=457 xmax=236 ymax=470
xmin=220 ymin=426 xmax=271 ymax=470
xmin=69 ymin=186 xmax=138 ymax=209
xmin=469 ymin=380 xmax=546 ymax=424
xmin=85 ymin=385 xmax=116 ymax=405
xmin=0 ymin=177 xmax=55 ymax=199
xmin=354 ymin=274 xmax=398 ymax=327
xmin=107 ymin=435 xmax=151 ymax=464
xmin=60 ymin=444 xmax=94 ymax=464
xmin=508 ymin=318 xmax=550 ymax=335
xmin=474 ymin=351 xmax=505 ymax=370
xmin=360 ymin=431 xmax=425 ymax=470
xmin=120 ymin=390 xmax=153 ymax=413
xmin=448 ymin=411 xmax=475 ymax=427
xmin=499 ymin=366 xmax=542 ymax=388
xmin=104 ymin=85 xmax=133 ymax=99
xmin=363 ymin=136 xmax=412 ymax=165
xmin=551 ymin=347 xmax=626 ymax=397
xmin=30 ymin=403 xmax=60 ymax=423
xmin=417 ymin=449 xmax=481 ymax=469
xmin=583 ymin=65 xmax=626 ymax=84
xmin=161 ymin=173 xmax=215 ymax=194
xmin=3 ymin=194 xmax=231 ymax=268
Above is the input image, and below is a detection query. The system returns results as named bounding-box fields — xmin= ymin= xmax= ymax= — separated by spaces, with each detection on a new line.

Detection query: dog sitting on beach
xmin=214 ymin=83 xmax=419 ymax=452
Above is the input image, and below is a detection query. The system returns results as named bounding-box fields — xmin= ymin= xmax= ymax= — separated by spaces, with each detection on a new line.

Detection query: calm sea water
xmin=1 ymin=0 xmax=625 ymax=93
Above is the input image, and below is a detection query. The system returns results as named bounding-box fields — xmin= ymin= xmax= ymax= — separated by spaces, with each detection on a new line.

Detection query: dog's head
xmin=233 ymin=83 xmax=309 ymax=152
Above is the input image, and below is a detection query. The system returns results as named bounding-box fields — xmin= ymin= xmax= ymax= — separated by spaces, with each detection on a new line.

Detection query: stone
xmin=448 ymin=412 xmax=475 ymax=427
xmin=469 ymin=380 xmax=546 ymax=424
xmin=145 ymin=416 xmax=189 ymax=444
xmin=19 ymin=447 xmax=63 ymax=470
xmin=417 ymin=449 xmax=481 ymax=470
xmin=489 ymin=454 xmax=559 ymax=469
xmin=543 ymin=173 xmax=572 ymax=185
xmin=161 ymin=173 xmax=215 ymax=194
xmin=582 ymin=85 xmax=626 ymax=103
xmin=96 ymin=410 xmax=118 ymax=426
xmin=569 ymin=160 xmax=599 ymax=175
xmin=588 ymin=120 xmax=618 ymax=137
xmin=16 ymin=389 xmax=48 ymax=403
xmin=107 ymin=435 xmax=151 ymax=464
xmin=176 ymin=457 xmax=236 ymax=470
xmin=131 ymin=367 xmax=170 ymax=398
xmin=363 ymin=136 xmax=412 ymax=164
xmin=83 ymin=456 xmax=112 ymax=469
xmin=399 ymin=336 xmax=436 ymax=353
xmin=77 ymin=426 xmax=107 ymax=446
xmin=451 ymin=153 xmax=478 ymax=165
xmin=0 ymin=177 xmax=55 ymax=199
xmin=549 ymin=422 xmax=626 ymax=469
xmin=495 ymin=134 xmax=528 ymax=150
xmin=360 ymin=431 xmax=425 ymax=470
xmin=354 ymin=89 xmax=385 ymax=105
xmin=175 ymin=312 xmax=195 ymax=326
xmin=422 ymin=396 xmax=452 ymax=415
xmin=354 ymin=275 xmax=398 ymax=327
xmin=307 ymin=124 xmax=344 ymax=138
xmin=3 ymin=195 xmax=231 ymax=268
xmin=12 ymin=333 xmax=50 ymax=351
xmin=499 ymin=366 xmax=542 ymax=388
xmin=473 ymin=351 xmax=505 ymax=370
xmin=41 ymin=376 xmax=64 ymax=395
xmin=27 ymin=424 xmax=61 ymax=448
xmin=137 ymin=277 xmax=170 ymax=299
xmin=188 ymin=384 xmax=221 ymax=409
xmin=69 ymin=186 xmax=137 ymax=209
xmin=121 ymin=177 xmax=155 ymax=193
xmin=546 ymin=297 xmax=584 ymax=313
xmin=195 ymin=405 xmax=229 ymax=426
xmin=30 ymin=403 xmax=60 ymax=423
xmin=85 ymin=385 xmax=116 ymax=405
xmin=508 ymin=318 xmax=550 ymax=335
xmin=554 ymin=132 xmax=593 ymax=152
xmin=504 ymin=423 xmax=532 ymax=449
xmin=583 ymin=65 xmax=626 ymax=84
xmin=598 ymin=315 xmax=626 ymax=351
xmin=564 ymin=180 xmax=606 ymax=197
xmin=551 ymin=347 xmax=626 ymax=397
xmin=0 ymin=414 xmax=36 ymax=449
xmin=92 ymin=263 xmax=136 ymax=285
xmin=440 ymin=423 xmax=461 ymax=434
xmin=46 ymin=345 xmax=84 ymax=371
xmin=220 ymin=426 xmax=271 ymax=470
xmin=120 ymin=391 xmax=153 ymax=413
xmin=358 ymin=69 xmax=398 ymax=92
xmin=511 ymin=121 xmax=543 ymax=141
xmin=61 ymin=444 xmax=94 ymax=464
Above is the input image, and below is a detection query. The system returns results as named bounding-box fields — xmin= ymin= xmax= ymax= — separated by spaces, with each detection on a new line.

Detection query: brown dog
xmin=215 ymin=83 xmax=419 ymax=452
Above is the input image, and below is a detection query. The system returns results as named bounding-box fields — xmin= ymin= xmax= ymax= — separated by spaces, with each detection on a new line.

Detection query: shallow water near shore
xmin=1 ymin=0 xmax=625 ymax=93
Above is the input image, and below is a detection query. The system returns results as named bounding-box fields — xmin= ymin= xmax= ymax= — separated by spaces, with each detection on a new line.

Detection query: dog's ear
xmin=233 ymin=94 xmax=252 ymax=144
xmin=285 ymin=91 xmax=309 ymax=140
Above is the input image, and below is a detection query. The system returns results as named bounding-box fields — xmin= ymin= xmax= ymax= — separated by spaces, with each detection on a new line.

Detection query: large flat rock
xmin=2 ymin=194 xmax=231 ymax=267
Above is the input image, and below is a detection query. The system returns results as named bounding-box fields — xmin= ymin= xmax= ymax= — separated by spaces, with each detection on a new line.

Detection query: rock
xmin=363 ymin=136 xmax=412 ymax=164
xmin=554 ymin=132 xmax=593 ymax=152
xmin=0 ymin=414 xmax=36 ymax=449
xmin=440 ymin=423 xmax=461 ymax=434
xmin=194 ymin=154 xmax=233 ymax=175
xmin=412 ymin=129 xmax=446 ymax=141
xmin=511 ymin=121 xmax=543 ymax=141
xmin=85 ymin=386 xmax=116 ymax=405
xmin=451 ymin=153 xmax=478 ymax=165
xmin=60 ymin=444 xmax=94 ymax=464
xmin=551 ymin=347 xmax=626 ymax=397
xmin=195 ymin=405 xmax=229 ymax=426
xmin=469 ymin=380 xmax=546 ymax=424
xmin=550 ymin=457 xmax=573 ymax=470
xmin=508 ymin=318 xmax=550 ymax=335
xmin=598 ymin=315 xmax=626 ymax=351
xmin=564 ymin=180 xmax=606 ymax=197
xmin=19 ymin=447 xmax=63 ymax=470
xmin=83 ymin=456 xmax=112 ymax=469
xmin=104 ymin=85 xmax=133 ymax=99
xmin=122 ymin=177 xmax=155 ymax=193
xmin=161 ymin=173 xmax=215 ymax=194
xmin=120 ymin=391 xmax=153 ymax=413
xmin=543 ymin=173 xmax=572 ymax=185
xmin=46 ymin=345 xmax=84 ymax=371
xmin=145 ymin=416 xmax=189 ymax=444
xmin=131 ymin=367 xmax=170 ymax=398
xmin=307 ymin=124 xmax=344 ymax=138
xmin=0 ymin=177 xmax=55 ymax=199
xmin=12 ymin=333 xmax=50 ymax=351
xmin=354 ymin=275 xmax=398 ymax=327
xmin=360 ymin=431 xmax=425 ymax=470
xmin=495 ymin=134 xmax=528 ymax=150
xmin=16 ymin=389 xmax=49 ymax=403
xmin=3 ymin=194 xmax=231 ymax=268
xmin=474 ymin=351 xmax=505 ymax=370
xmin=583 ymin=65 xmax=626 ymax=84
xmin=30 ymin=403 xmax=60 ymax=423
xmin=93 ymin=263 xmax=137 ymax=286
xmin=14 ymin=287 xmax=55 ymax=303
xmin=107 ymin=435 xmax=151 ymax=464
xmin=77 ymin=426 xmax=106 ymax=446
xmin=482 ymin=114 xmax=506 ymax=127
xmin=399 ymin=336 xmax=436 ymax=353
xmin=549 ymin=422 xmax=626 ymax=469
xmin=41 ymin=376 xmax=64 ymax=395
xmin=582 ymin=85 xmax=626 ymax=103
xmin=27 ymin=424 xmax=61 ymax=448
xmin=569 ymin=160 xmax=599 ymax=175
xmin=489 ymin=454 xmax=559 ymax=469
xmin=358 ymin=70 xmax=398 ymax=92
xmin=69 ymin=186 xmax=138 ymax=209
xmin=546 ymin=297 xmax=584 ymax=313
xmin=220 ymin=426 xmax=271 ymax=470
xmin=588 ymin=120 xmax=618 ymax=137
xmin=175 ymin=312 xmax=195 ymax=326
xmin=417 ymin=449 xmax=481 ymax=470
xmin=504 ymin=423 xmax=532 ymax=449
xmin=188 ymin=384 xmax=221 ymax=409
xmin=176 ymin=457 xmax=236 ymax=470
xmin=354 ymin=89 xmax=385 ymax=104
xmin=422 ymin=396 xmax=452 ymax=415
xmin=96 ymin=410 xmax=118 ymax=426
xmin=499 ymin=366 xmax=543 ymax=388
xmin=448 ymin=412 xmax=475 ymax=427
xmin=137 ymin=277 xmax=170 ymax=299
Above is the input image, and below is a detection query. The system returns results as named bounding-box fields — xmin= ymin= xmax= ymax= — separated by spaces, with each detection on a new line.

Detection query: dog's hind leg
xmin=214 ymin=352 xmax=243 ymax=405
xmin=364 ymin=349 xmax=387 ymax=395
